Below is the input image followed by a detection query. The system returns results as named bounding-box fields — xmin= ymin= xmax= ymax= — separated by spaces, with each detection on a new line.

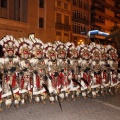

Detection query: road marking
xmin=95 ymin=99 xmax=120 ymax=111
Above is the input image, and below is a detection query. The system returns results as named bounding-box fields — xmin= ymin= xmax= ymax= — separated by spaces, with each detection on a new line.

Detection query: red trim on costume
xmin=12 ymin=74 xmax=16 ymax=88
xmin=6 ymin=76 xmax=10 ymax=82
xmin=94 ymin=75 xmax=102 ymax=84
xmin=36 ymin=75 xmax=40 ymax=88
xmin=20 ymin=77 xmax=24 ymax=89
xmin=58 ymin=72 xmax=65 ymax=86
xmin=15 ymin=91 xmax=20 ymax=96
xmin=83 ymin=73 xmax=91 ymax=83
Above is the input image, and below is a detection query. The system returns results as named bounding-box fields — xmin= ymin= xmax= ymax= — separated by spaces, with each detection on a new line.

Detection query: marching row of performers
xmin=0 ymin=35 xmax=120 ymax=111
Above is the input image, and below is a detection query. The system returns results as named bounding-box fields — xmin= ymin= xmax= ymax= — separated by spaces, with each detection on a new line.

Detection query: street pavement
xmin=0 ymin=93 xmax=120 ymax=120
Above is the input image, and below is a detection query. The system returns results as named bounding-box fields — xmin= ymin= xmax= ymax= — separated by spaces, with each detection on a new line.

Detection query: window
xmin=78 ymin=12 xmax=80 ymax=18
xmin=83 ymin=13 xmax=86 ymax=19
xmin=73 ymin=0 xmax=77 ymax=6
xmin=64 ymin=33 xmax=69 ymax=42
xmin=74 ymin=10 xmax=77 ymax=17
xmin=84 ymin=2 xmax=88 ymax=10
xmin=78 ymin=25 xmax=81 ymax=34
xmin=56 ymin=31 xmax=62 ymax=41
xmin=1 ymin=0 xmax=7 ymax=8
xmin=72 ymin=24 xmax=75 ymax=33
xmin=39 ymin=18 xmax=44 ymax=28
xmin=64 ymin=15 xmax=69 ymax=24
xmin=81 ymin=12 xmax=83 ymax=18
xmin=56 ymin=31 xmax=61 ymax=36
xmin=82 ymin=26 xmax=86 ymax=32
xmin=56 ymin=13 xmax=61 ymax=23
xmin=57 ymin=0 xmax=61 ymax=7
xmin=73 ymin=23 xmax=77 ymax=33
xmin=78 ymin=0 xmax=82 ymax=8
xmin=64 ymin=3 xmax=68 ymax=9
xmin=76 ymin=11 xmax=79 ymax=18
xmin=72 ymin=11 xmax=75 ymax=18
xmin=39 ymin=0 xmax=44 ymax=8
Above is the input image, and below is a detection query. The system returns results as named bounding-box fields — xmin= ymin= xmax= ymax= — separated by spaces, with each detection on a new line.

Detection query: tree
xmin=105 ymin=25 xmax=120 ymax=58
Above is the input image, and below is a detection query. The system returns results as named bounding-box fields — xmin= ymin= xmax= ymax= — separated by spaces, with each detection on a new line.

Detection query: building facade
xmin=91 ymin=0 xmax=120 ymax=41
xmin=55 ymin=0 xmax=71 ymax=43
xmin=0 ymin=0 xmax=120 ymax=44
xmin=0 ymin=0 xmax=55 ymax=43
xmin=0 ymin=0 xmax=71 ymax=43
xmin=0 ymin=0 xmax=29 ymax=38
xmin=71 ymin=0 xmax=91 ymax=45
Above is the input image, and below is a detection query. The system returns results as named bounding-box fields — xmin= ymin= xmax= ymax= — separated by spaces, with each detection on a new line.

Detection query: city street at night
xmin=0 ymin=0 xmax=120 ymax=120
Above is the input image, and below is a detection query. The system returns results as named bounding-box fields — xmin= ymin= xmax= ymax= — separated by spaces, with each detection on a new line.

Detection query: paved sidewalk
xmin=0 ymin=93 xmax=120 ymax=120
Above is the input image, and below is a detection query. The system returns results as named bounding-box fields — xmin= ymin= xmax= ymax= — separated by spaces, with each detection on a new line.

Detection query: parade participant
xmin=0 ymin=57 xmax=4 ymax=112
xmin=56 ymin=42 xmax=70 ymax=101
xmin=79 ymin=44 xmax=91 ymax=99
xmin=118 ymin=58 xmax=120 ymax=83
xmin=18 ymin=39 xmax=33 ymax=106
xmin=117 ymin=58 xmax=120 ymax=92
xmin=45 ymin=43 xmax=60 ymax=104
xmin=30 ymin=39 xmax=47 ymax=104
xmin=0 ymin=84 xmax=2 ymax=111
xmin=106 ymin=45 xmax=119 ymax=94
xmin=67 ymin=43 xmax=81 ymax=101
xmin=0 ymin=39 xmax=4 ymax=111
xmin=90 ymin=43 xmax=102 ymax=98
xmin=1 ymin=36 xmax=20 ymax=108
xmin=100 ymin=46 xmax=110 ymax=96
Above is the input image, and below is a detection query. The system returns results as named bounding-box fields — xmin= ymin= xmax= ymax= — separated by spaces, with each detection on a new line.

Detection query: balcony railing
xmin=91 ymin=18 xmax=105 ymax=24
xmin=92 ymin=9 xmax=120 ymax=23
xmin=72 ymin=17 xmax=89 ymax=25
xmin=115 ymin=4 xmax=120 ymax=9
xmin=115 ymin=14 xmax=120 ymax=20
xmin=95 ymin=0 xmax=120 ymax=13
xmin=55 ymin=22 xmax=71 ymax=31
xmin=91 ymin=6 xmax=105 ymax=12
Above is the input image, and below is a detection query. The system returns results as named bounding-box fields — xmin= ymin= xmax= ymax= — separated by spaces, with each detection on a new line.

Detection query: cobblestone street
xmin=0 ymin=93 xmax=120 ymax=120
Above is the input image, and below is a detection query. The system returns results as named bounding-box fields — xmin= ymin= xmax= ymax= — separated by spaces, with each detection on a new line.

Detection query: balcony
xmin=91 ymin=25 xmax=102 ymax=31
xmin=91 ymin=5 xmax=105 ymax=12
xmin=95 ymin=0 xmax=120 ymax=13
xmin=72 ymin=17 xmax=89 ymax=25
xmin=92 ymin=9 xmax=120 ymax=23
xmin=55 ymin=22 xmax=71 ymax=31
xmin=91 ymin=18 xmax=105 ymax=25
xmin=115 ymin=14 xmax=120 ymax=20
xmin=115 ymin=4 xmax=120 ymax=9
